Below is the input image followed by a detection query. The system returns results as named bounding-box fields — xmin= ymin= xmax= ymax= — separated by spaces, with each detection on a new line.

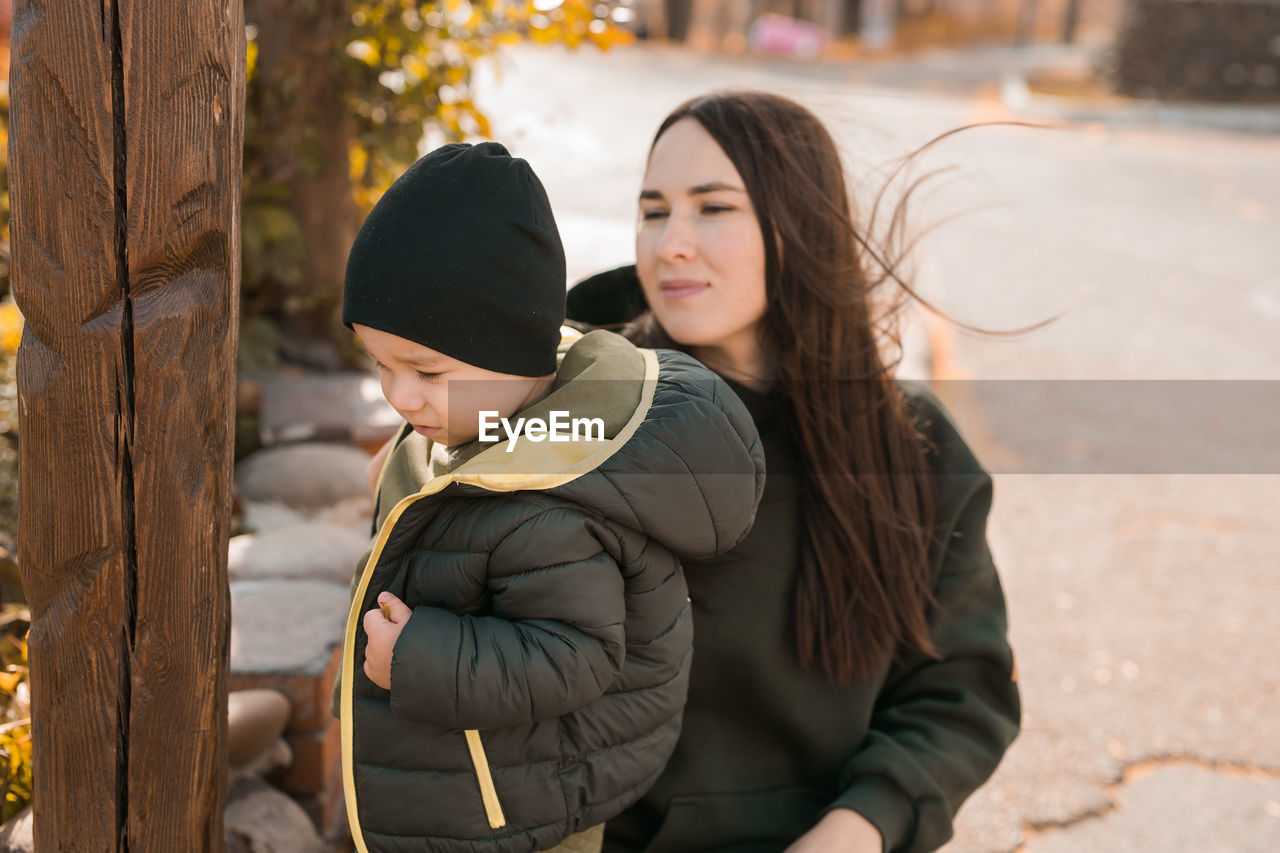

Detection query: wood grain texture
xmin=11 ymin=0 xmax=245 ymax=849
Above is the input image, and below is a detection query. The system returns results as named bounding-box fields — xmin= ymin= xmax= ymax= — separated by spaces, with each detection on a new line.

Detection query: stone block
xmin=272 ymin=721 xmax=341 ymax=797
xmin=269 ymin=721 xmax=348 ymax=843
xmin=229 ymin=521 xmax=370 ymax=585
xmin=235 ymin=443 xmax=374 ymax=513
xmin=231 ymin=644 xmax=343 ymax=734
xmin=230 ymin=579 xmax=350 ymax=679
xmin=225 ymin=776 xmax=324 ymax=853
xmin=231 ymin=738 xmax=294 ymax=782
xmin=240 ymin=500 xmax=308 ymax=532
xmin=228 ymin=688 xmax=293 ymax=768
xmin=256 ymin=371 xmax=401 ymax=447
xmin=0 ymin=806 xmax=31 ymax=852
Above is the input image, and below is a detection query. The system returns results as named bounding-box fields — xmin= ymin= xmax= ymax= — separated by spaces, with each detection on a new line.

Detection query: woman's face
xmin=636 ymin=118 xmax=768 ymax=374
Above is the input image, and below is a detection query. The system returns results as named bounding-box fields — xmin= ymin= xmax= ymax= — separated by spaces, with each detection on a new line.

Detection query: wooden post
xmin=1061 ymin=0 xmax=1081 ymax=43
xmin=640 ymin=0 xmax=669 ymax=40
xmin=1015 ymin=0 xmax=1038 ymax=45
xmin=686 ymin=0 xmax=727 ymax=50
xmin=859 ymin=0 xmax=898 ymax=49
xmin=9 ymin=0 xmax=245 ymax=849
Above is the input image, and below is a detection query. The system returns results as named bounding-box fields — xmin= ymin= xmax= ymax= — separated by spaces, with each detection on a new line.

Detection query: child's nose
xmin=385 ymin=374 xmax=425 ymax=415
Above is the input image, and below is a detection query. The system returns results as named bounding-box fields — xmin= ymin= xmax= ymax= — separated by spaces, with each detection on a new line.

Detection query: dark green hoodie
xmin=568 ymin=267 xmax=1021 ymax=853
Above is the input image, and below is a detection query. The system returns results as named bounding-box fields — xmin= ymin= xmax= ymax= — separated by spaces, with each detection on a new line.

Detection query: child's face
xmin=354 ymin=324 xmax=551 ymax=447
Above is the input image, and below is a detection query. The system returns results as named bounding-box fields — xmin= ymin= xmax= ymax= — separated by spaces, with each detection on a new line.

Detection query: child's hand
xmin=362 ymin=592 xmax=412 ymax=690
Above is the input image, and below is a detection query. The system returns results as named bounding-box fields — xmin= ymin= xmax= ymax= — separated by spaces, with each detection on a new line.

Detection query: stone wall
xmin=1113 ymin=0 xmax=1280 ymax=101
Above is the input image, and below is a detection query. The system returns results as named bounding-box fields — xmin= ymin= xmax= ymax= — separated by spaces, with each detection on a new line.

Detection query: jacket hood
xmin=372 ymin=327 xmax=764 ymax=561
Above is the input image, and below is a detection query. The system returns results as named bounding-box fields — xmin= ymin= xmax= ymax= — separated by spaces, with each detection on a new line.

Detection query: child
xmin=333 ymin=142 xmax=765 ymax=853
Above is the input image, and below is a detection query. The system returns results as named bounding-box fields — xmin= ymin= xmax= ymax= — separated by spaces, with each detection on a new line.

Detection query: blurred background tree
xmin=239 ymin=0 xmax=632 ymax=371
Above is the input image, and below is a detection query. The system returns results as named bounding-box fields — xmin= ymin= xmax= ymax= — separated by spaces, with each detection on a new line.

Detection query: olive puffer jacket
xmin=336 ymin=329 xmax=765 ymax=853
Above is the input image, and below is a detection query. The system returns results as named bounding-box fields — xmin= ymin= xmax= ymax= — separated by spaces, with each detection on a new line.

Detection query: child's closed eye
xmin=368 ymin=357 xmax=442 ymax=383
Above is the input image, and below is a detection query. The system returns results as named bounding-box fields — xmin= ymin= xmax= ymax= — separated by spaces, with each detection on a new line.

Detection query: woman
xmin=565 ymin=92 xmax=1021 ymax=853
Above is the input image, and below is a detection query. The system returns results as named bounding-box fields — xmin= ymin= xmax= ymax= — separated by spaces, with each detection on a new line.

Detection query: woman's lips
xmin=413 ymin=424 xmax=441 ymax=436
xmin=659 ymin=279 xmax=709 ymax=300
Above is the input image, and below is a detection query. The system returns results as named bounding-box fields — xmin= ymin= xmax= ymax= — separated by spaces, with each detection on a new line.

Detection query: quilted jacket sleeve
xmin=386 ymin=504 xmax=628 ymax=730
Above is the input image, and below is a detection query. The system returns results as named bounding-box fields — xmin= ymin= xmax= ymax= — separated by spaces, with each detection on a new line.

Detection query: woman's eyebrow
xmin=640 ymin=182 xmax=745 ymax=201
xmin=689 ymin=181 xmax=745 ymax=195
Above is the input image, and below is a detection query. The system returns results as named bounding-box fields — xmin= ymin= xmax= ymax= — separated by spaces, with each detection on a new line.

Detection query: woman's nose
xmin=656 ymin=214 xmax=696 ymax=263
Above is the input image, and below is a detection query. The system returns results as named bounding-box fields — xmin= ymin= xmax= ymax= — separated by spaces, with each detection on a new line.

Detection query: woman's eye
xmin=641 ymin=209 xmax=669 ymax=221
xmin=701 ymin=204 xmax=732 ymax=215
xmin=417 ymin=371 xmax=444 ymax=382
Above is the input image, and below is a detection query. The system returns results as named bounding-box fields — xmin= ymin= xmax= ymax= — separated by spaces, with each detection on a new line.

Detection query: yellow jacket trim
xmin=465 ymin=729 xmax=507 ymax=829
xmin=341 ymin=342 xmax=659 ymax=851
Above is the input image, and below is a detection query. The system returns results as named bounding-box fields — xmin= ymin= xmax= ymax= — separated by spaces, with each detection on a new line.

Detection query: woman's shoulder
xmin=896 ymin=381 xmax=998 ymax=578
xmin=896 ymin=378 xmax=989 ymax=482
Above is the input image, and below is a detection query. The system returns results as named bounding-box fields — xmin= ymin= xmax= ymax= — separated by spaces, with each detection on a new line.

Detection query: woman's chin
xmin=650 ymin=315 xmax=716 ymax=348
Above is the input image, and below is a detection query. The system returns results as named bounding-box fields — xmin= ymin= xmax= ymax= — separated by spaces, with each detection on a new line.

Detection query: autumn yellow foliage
xmin=0 ymin=299 xmax=21 ymax=357
xmin=340 ymin=0 xmax=634 ymax=211
xmin=0 ymin=596 xmax=30 ymax=822
xmin=240 ymin=1 xmax=635 ymax=367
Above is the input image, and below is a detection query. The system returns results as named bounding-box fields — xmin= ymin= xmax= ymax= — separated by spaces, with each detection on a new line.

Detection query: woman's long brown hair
xmin=630 ymin=92 xmax=939 ymax=683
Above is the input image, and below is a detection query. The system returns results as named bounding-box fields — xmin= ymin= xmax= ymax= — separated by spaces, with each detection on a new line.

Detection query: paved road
xmin=473 ymin=43 xmax=1280 ymax=852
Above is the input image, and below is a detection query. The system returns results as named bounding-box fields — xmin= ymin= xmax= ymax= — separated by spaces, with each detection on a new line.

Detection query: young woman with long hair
xmin=566 ymin=91 xmax=1021 ymax=853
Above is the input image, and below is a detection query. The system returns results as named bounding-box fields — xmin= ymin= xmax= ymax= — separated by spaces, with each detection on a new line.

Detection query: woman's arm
xmin=820 ymin=472 xmax=1021 ymax=853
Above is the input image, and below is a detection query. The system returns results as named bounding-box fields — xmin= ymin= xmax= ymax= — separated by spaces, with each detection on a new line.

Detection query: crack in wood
xmin=108 ymin=1 xmax=136 ymax=850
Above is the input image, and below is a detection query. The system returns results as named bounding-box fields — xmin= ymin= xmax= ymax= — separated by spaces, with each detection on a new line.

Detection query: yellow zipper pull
xmin=464 ymin=729 xmax=507 ymax=829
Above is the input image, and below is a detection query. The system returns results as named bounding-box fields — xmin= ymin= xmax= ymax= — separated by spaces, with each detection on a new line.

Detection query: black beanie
xmin=343 ymin=142 xmax=566 ymax=377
